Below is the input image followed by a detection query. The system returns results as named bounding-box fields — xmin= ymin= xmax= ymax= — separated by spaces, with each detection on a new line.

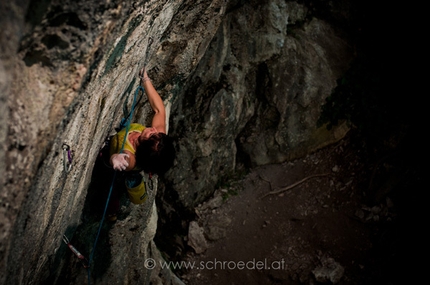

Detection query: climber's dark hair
xmin=136 ymin=133 xmax=175 ymax=175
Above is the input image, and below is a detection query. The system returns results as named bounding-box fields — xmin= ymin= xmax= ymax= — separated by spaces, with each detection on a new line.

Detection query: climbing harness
xmin=62 ymin=143 xmax=73 ymax=173
xmin=62 ymin=235 xmax=89 ymax=268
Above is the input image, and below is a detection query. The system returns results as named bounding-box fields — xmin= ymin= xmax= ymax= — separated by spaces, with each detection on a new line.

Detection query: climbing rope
xmin=86 ymin=84 xmax=144 ymax=284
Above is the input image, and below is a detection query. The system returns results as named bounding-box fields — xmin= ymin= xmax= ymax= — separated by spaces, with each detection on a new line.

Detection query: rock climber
xmin=95 ymin=67 xmax=175 ymax=221
xmin=109 ymin=67 xmax=175 ymax=175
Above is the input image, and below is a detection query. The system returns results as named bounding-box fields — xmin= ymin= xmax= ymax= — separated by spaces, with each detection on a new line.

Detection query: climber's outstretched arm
xmin=140 ymin=68 xmax=166 ymax=134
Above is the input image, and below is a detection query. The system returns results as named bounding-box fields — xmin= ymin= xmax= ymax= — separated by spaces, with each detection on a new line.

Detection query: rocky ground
xmin=171 ymin=133 xmax=420 ymax=285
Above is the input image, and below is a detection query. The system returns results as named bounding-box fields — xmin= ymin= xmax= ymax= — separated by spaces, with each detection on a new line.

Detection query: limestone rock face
xmin=0 ymin=0 xmax=354 ymax=284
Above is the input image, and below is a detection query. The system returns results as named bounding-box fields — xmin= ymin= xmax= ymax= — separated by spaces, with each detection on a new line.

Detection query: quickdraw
xmin=62 ymin=235 xmax=89 ymax=268
xmin=62 ymin=143 xmax=73 ymax=173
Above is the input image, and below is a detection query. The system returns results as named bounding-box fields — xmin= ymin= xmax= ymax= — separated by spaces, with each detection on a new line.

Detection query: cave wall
xmin=0 ymin=0 xmax=355 ymax=284
xmin=165 ymin=0 xmax=353 ymax=208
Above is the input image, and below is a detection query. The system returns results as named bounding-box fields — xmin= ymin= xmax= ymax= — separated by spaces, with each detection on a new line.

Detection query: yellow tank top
xmin=110 ymin=123 xmax=146 ymax=156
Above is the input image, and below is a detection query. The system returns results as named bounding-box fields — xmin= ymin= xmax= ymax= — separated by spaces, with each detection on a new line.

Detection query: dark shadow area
xmin=23 ymin=50 xmax=54 ymax=67
xmin=345 ymin=128 xmax=423 ymax=285
xmin=315 ymin=1 xmax=423 ymax=283
xmin=154 ymin=179 xmax=197 ymax=267
xmin=41 ymin=34 xmax=69 ymax=50
xmin=25 ymin=0 xmax=52 ymax=28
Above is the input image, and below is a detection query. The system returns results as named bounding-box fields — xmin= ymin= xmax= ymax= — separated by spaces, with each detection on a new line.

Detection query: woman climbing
xmin=100 ymin=67 xmax=175 ymax=221
xmin=109 ymin=67 xmax=175 ymax=175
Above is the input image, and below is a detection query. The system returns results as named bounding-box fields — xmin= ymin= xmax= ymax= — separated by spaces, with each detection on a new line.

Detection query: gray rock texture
xmin=167 ymin=1 xmax=352 ymax=208
xmin=1 ymin=0 xmax=355 ymax=284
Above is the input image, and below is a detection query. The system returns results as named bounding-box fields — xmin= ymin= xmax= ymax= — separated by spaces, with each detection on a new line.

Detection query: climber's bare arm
xmin=140 ymin=68 xmax=166 ymax=134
